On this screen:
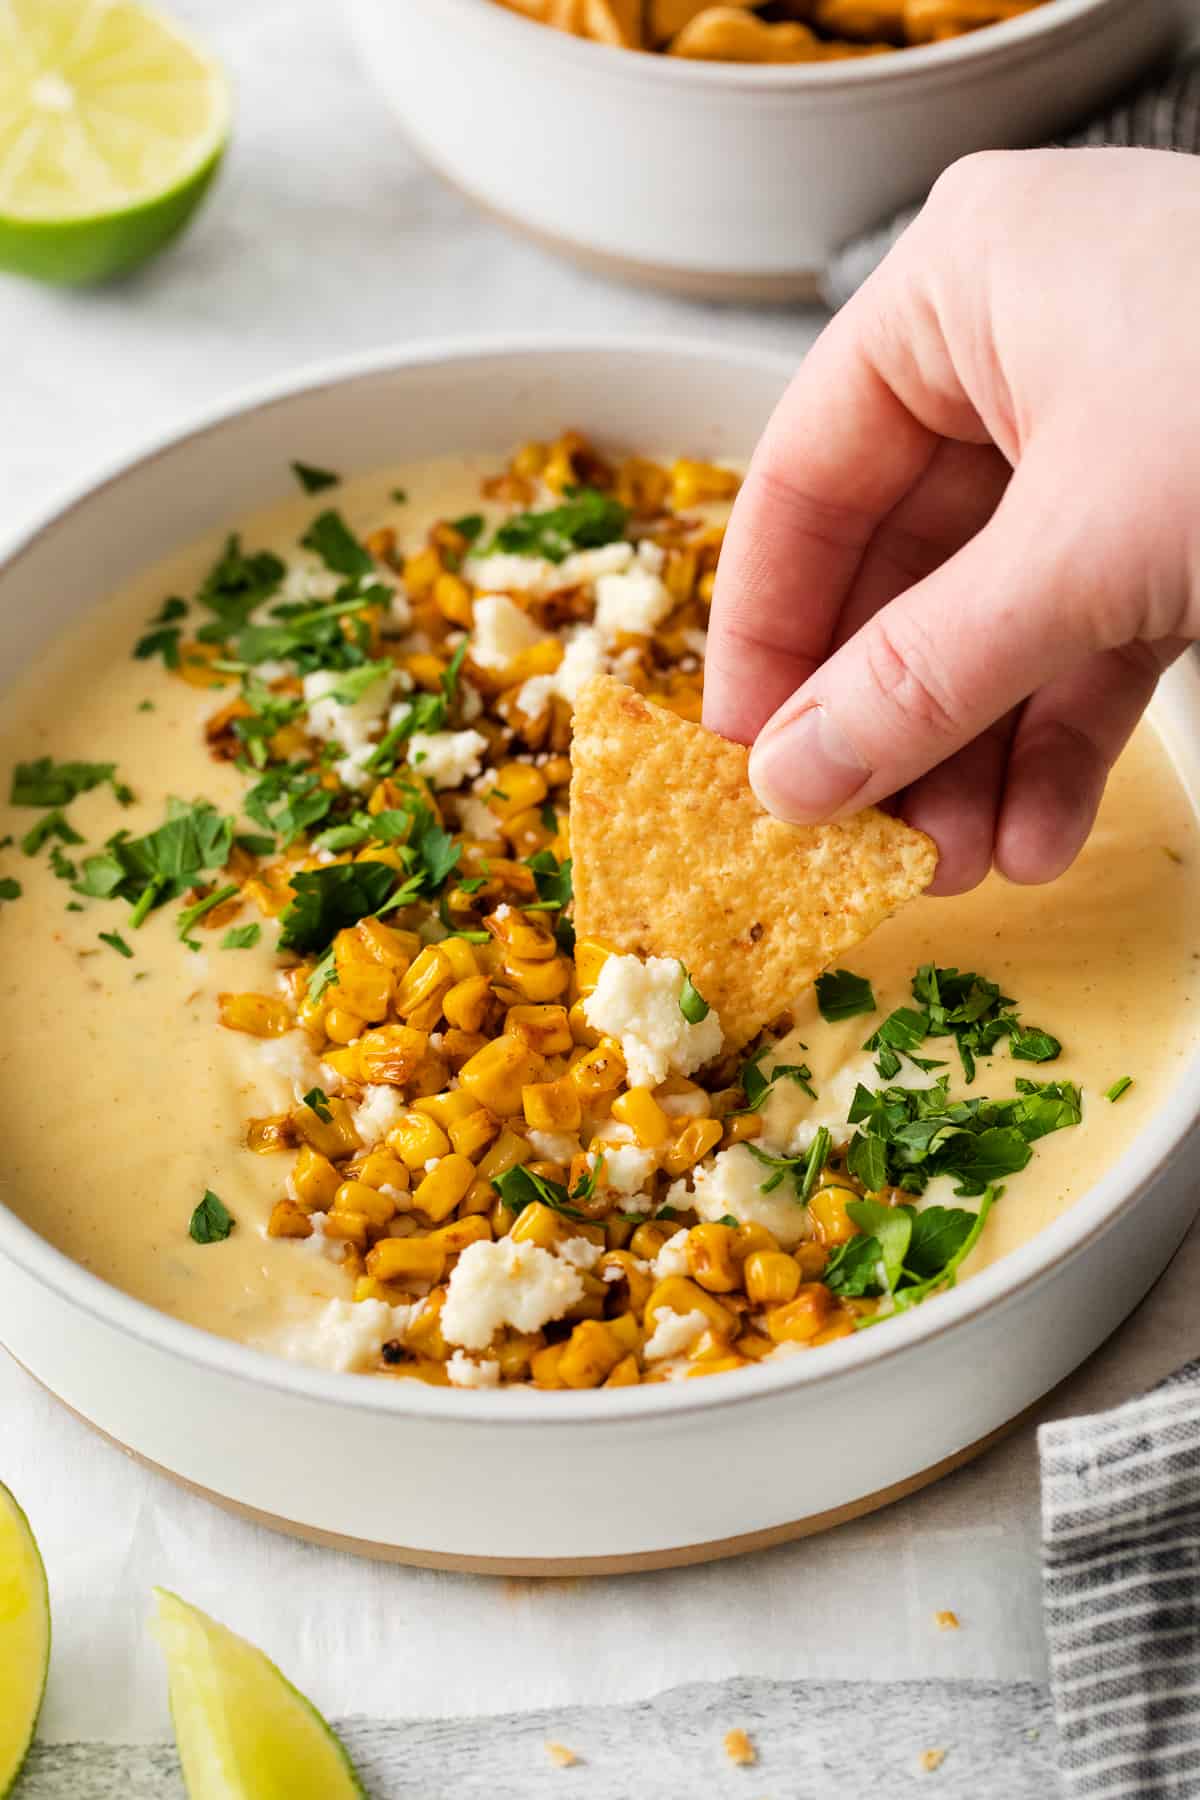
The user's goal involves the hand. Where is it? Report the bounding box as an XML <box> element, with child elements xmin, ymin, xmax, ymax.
<box><xmin>704</xmin><ymin>147</ymin><xmax>1200</xmax><ymax>895</ymax></box>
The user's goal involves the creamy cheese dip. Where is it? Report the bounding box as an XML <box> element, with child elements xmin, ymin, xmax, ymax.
<box><xmin>0</xmin><ymin>451</ymin><xmax>1196</xmax><ymax>1374</ymax></box>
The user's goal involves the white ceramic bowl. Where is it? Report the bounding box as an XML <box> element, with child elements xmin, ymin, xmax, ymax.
<box><xmin>346</xmin><ymin>0</ymin><xmax>1180</xmax><ymax>301</ymax></box>
<box><xmin>2</xmin><ymin>339</ymin><xmax>1199</xmax><ymax>1574</ymax></box>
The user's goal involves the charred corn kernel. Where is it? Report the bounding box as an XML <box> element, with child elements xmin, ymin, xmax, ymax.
<box><xmin>403</xmin><ymin>1358</ymin><xmax>450</xmax><ymax>1386</ymax></box>
<box><xmin>485</xmin><ymin>761</ymin><xmax>548</xmax><ymax>821</ymax></box>
<box><xmin>502</xmin><ymin>806</ymin><xmax>553</xmax><ymax>858</ymax></box>
<box><xmin>290</xmin><ymin>1144</ymin><xmax>341</xmax><ymax>1210</ymax></box>
<box><xmin>401</xmin><ymin>547</ymin><xmax>441</xmax><ymax>600</ymax></box>
<box><xmin>394</xmin><ymin>944</ymin><xmax>454</xmax><ymax>1030</ymax></box>
<box><xmin>614</xmin><ymin>454</ymin><xmax>669</xmax><ymax>512</ymax></box>
<box><xmin>486</xmin><ymin>907</ymin><xmax>557</xmax><ymax>962</ymax></box>
<box><xmin>611</xmin><ymin>1087</ymin><xmax>671</xmax><ymax>1149</ymax></box>
<box><xmin>686</xmin><ymin>1354</ymin><xmax>746</xmax><ymax>1379</ymax></box>
<box><xmin>734</xmin><ymin>1332</ymin><xmax>774</xmax><ymax>1363</ymax></box>
<box><xmin>509</xmin><ymin>1200</ymin><xmax>563</xmax><ymax>1252</ymax></box>
<box><xmin>333</xmin><ymin>1180</ymin><xmax>397</xmax><ymax>1230</ymax></box>
<box><xmin>472</xmin><ymin>1126</ymin><xmax>531</xmax><ymax>1186</ymax></box>
<box><xmin>321</xmin><ymin>1046</ymin><xmax>362</xmax><ymax>1084</ymax></box>
<box><xmin>530</xmin><ymin>1342</ymin><xmax>569</xmax><ymax>1388</ymax></box>
<box><xmin>247</xmin><ymin>1113</ymin><xmax>294</xmax><ymax>1154</ymax></box>
<box><xmin>766</xmin><ymin>1284</ymin><xmax>835</xmax><ymax>1344</ymax></box>
<box><xmin>387</xmin><ymin>1111</ymin><xmax>450</xmax><ymax>1169</ymax></box>
<box><xmin>175</xmin><ymin>639</ymin><xmax>227</xmax><ymax>687</ymax></box>
<box><xmin>669</xmin><ymin>457</ymin><xmax>739</xmax><ymax>510</ymax></box>
<box><xmin>559</xmin><ymin>1320</ymin><xmax>625</xmax><ymax>1389</ymax></box>
<box><xmin>606</xmin><ymin>1311</ymin><xmax>642</xmax><ymax>1354</ymax></box>
<box><xmin>569</xmin><ymin>1040</ymin><xmax>626</xmax><ymax>1099</ymax></box>
<box><xmin>291</xmin><ymin>1096</ymin><xmax>360</xmax><ymax>1159</ymax></box>
<box><xmin>458</xmin><ymin>1035</ymin><xmax>546</xmax><ymax>1116</ymax></box>
<box><xmin>504</xmin><ymin>639</ymin><xmax>564</xmax><ymax>690</ymax></box>
<box><xmin>366</xmin><ymin>1237</ymin><xmax>446</xmax><ymax>1283</ymax></box>
<box><xmin>795</xmin><ymin>1242</ymin><xmax>828</xmax><ymax>1280</ymax></box>
<box><xmin>604</xmin><ymin>1354</ymin><xmax>641</xmax><ymax>1387</ymax></box>
<box><xmin>439</xmin><ymin>937</ymin><xmax>480</xmax><ymax>982</ymax></box>
<box><xmin>563</xmin><ymin>1272</ymin><xmax>607</xmax><ymax>1322</ymax></box>
<box><xmin>723</xmin><ymin>1113</ymin><xmax>763</xmax><ymax>1145</ymax></box>
<box><xmin>487</xmin><ymin>1330</ymin><xmax>539</xmax><ymax>1381</ymax></box>
<box><xmin>412</xmin><ymin>1089</ymin><xmax>478</xmax><ymax>1129</ymax></box>
<box><xmin>404</xmin><ymin>1287</ymin><xmax>449</xmax><ymax>1358</ymax></box>
<box><xmin>333</xmin><ymin>926</ymin><xmax>374</xmax><ymax>973</ymax></box>
<box><xmin>357</xmin><ymin>1024</ymin><xmax>429</xmax><ymax>1086</ymax></box>
<box><xmin>267</xmin><ymin>1198</ymin><xmax>312</xmax><ymax>1239</ymax></box>
<box><xmin>428</xmin><ymin>1213</ymin><xmax>492</xmax><ymax>1255</ymax></box>
<box><xmin>433</xmin><ymin>569</ymin><xmax>473</xmax><ymax>626</ymax></box>
<box><xmin>688</xmin><ymin>1326</ymin><xmax>735</xmax><ymax>1364</ymax></box>
<box><xmin>644</xmin><ymin>1277</ymin><xmax>736</xmax><ymax>1338</ymax></box>
<box><xmin>809</xmin><ymin>1186</ymin><xmax>860</xmax><ymax>1246</ymax></box>
<box><xmin>353</xmin><ymin>1275</ymin><xmax>390</xmax><ymax>1304</ymax></box>
<box><xmin>357</xmin><ymin>1148</ymin><xmax>410</xmax><ymax>1193</ymax></box>
<box><xmin>506</xmin><ymin>1003</ymin><xmax>573</xmax><ymax>1055</ymax></box>
<box><xmin>661</xmin><ymin>1116</ymin><xmax>724</xmax><ymax>1177</ymax></box>
<box><xmin>629</xmin><ymin>1221</ymin><xmax>674</xmax><ymax>1261</ymax></box>
<box><xmin>522</xmin><ymin>1077</ymin><xmax>582</xmax><ymax>1134</ymax></box>
<box><xmin>731</xmin><ymin>1221</ymin><xmax>779</xmax><ymax>1263</ymax></box>
<box><xmin>567</xmin><ymin>998</ymin><xmax>601</xmax><ymax>1048</ymax></box>
<box><xmin>334</xmin><ymin>964</ymin><xmax>394</xmax><ymax>1023</ymax></box>
<box><xmin>324</xmin><ymin>1006</ymin><xmax>366</xmax><ymax>1045</ymax></box>
<box><xmin>356</xmin><ymin>914</ymin><xmax>416</xmax><ymax>972</ymax></box>
<box><xmin>407</xmin><ymin>1047</ymin><xmax>451</xmax><ymax>1098</ymax></box>
<box><xmin>686</xmin><ymin>1223</ymin><xmax>740</xmax><ymax>1294</ymax></box>
<box><xmin>503</xmin><ymin>954</ymin><xmax>569</xmax><ymax>1003</ymax></box>
<box><xmin>604</xmin><ymin>1215</ymin><xmax>636</xmax><ymax>1251</ymax></box>
<box><xmin>812</xmin><ymin>1314</ymin><xmax>856</xmax><ymax>1346</ymax></box>
<box><xmin>217</xmin><ymin>992</ymin><xmax>291</xmax><ymax>1038</ymax></box>
<box><xmin>412</xmin><ymin>1153</ymin><xmax>475</xmax><ymax>1222</ymax></box>
<box><xmin>322</xmin><ymin>1212</ymin><xmax>369</xmax><ymax>1250</ymax></box>
<box><xmin>598</xmin><ymin>1251</ymin><xmax>653</xmax><ymax>1315</ymax></box>
<box><xmin>574</xmin><ymin>939</ymin><xmax>615</xmax><ymax>996</ymax></box>
<box><xmin>446</xmin><ymin>1107</ymin><xmax>498</xmax><ymax>1159</ymax></box>
<box><xmin>744</xmin><ymin>1250</ymin><xmax>801</xmax><ymax>1306</ymax></box>
<box><xmin>443</xmin><ymin>975</ymin><xmax>491</xmax><ymax>1033</ymax></box>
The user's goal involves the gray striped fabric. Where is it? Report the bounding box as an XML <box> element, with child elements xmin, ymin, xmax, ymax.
<box><xmin>1039</xmin><ymin>1365</ymin><xmax>1200</xmax><ymax>1798</ymax></box>
<box><xmin>820</xmin><ymin>55</ymin><xmax>1200</xmax><ymax>310</ymax></box>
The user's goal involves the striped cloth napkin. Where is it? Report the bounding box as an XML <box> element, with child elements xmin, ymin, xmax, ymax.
<box><xmin>1040</xmin><ymin>1367</ymin><xmax>1200</xmax><ymax>1797</ymax></box>
<box><xmin>820</xmin><ymin>53</ymin><xmax>1200</xmax><ymax>309</ymax></box>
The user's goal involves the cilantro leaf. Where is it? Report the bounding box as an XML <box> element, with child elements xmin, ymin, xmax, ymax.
<box><xmin>736</xmin><ymin>1044</ymin><xmax>816</xmax><ymax>1111</ymax></box>
<box><xmin>745</xmin><ymin>1127</ymin><xmax>830</xmax><ymax>1204</ymax></box>
<box><xmin>221</xmin><ymin>922</ymin><xmax>261</xmax><ymax>950</ymax></box>
<box><xmin>491</xmin><ymin>1163</ymin><xmax>592</xmax><ymax>1223</ymax></box>
<box><xmin>1010</xmin><ymin>1025</ymin><xmax>1063</xmax><ymax>1064</ymax></box>
<box><xmin>21</xmin><ymin>809</ymin><xmax>84</xmax><ymax>856</ymax></box>
<box><xmin>815</xmin><ymin>969</ymin><xmax>876</xmax><ymax>1022</ymax></box>
<box><xmin>292</xmin><ymin>461</ymin><xmax>340</xmax><ymax>494</ymax></box>
<box><xmin>243</xmin><ymin>764</ymin><xmax>332</xmax><ymax>846</ymax></box>
<box><xmin>526</xmin><ymin>849</ymin><xmax>573</xmax><ymax>909</ymax></box>
<box><xmin>485</xmin><ymin>487</ymin><xmax>629</xmax><ymax>564</ymax></box>
<box><xmin>75</xmin><ymin>801</ymin><xmax>234</xmax><ymax>917</ymax></box>
<box><xmin>189</xmin><ymin>1189</ymin><xmax>234</xmax><ymax>1244</ymax></box>
<box><xmin>11</xmin><ymin>758</ymin><xmax>118</xmax><ymax>808</ymax></box>
<box><xmin>194</xmin><ymin>535</ymin><xmax>285</xmax><ymax>642</ymax></box>
<box><xmin>134</xmin><ymin>624</ymin><xmax>183</xmax><ymax>668</ymax></box>
<box><xmin>1106</xmin><ymin>1076</ymin><xmax>1133</xmax><ymax>1103</ymax></box>
<box><xmin>303</xmin><ymin>1086</ymin><xmax>333</xmax><ymax>1123</ymax></box>
<box><xmin>300</xmin><ymin>510</ymin><xmax>373</xmax><ymax>579</ymax></box>
<box><xmin>278</xmin><ymin>861</ymin><xmax>400</xmax><ymax>953</ymax></box>
<box><xmin>450</xmin><ymin>513</ymin><xmax>485</xmax><ymax>544</ymax></box>
<box><xmin>846</xmin><ymin>1198</ymin><xmax>912</xmax><ymax>1291</ymax></box>
<box><xmin>176</xmin><ymin>884</ymin><xmax>239</xmax><ymax>948</ymax></box>
<box><xmin>328</xmin><ymin>660</ymin><xmax>393</xmax><ymax>705</ymax></box>
<box><xmin>99</xmin><ymin>929</ymin><xmax>133</xmax><ymax>958</ymax></box>
<box><xmin>0</xmin><ymin>877</ymin><xmax>21</xmax><ymax>903</ymax></box>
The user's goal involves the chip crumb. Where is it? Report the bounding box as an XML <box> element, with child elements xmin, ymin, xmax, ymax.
<box><xmin>934</xmin><ymin>1610</ymin><xmax>960</xmax><ymax>1630</ymax></box>
<box><xmin>724</xmin><ymin>1728</ymin><xmax>757</xmax><ymax>1766</ymax></box>
<box><xmin>545</xmin><ymin>1741</ymin><xmax>579</xmax><ymax>1768</ymax></box>
<box><xmin>919</xmin><ymin>1748</ymin><xmax>947</xmax><ymax>1773</ymax></box>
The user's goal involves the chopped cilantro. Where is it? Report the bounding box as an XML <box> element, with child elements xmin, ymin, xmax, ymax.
<box><xmin>138</xmin><ymin>700</ymin><xmax>155</xmax><ymax>713</ymax></box>
<box><xmin>540</xmin><ymin>802</ymin><xmax>558</xmax><ymax>834</ymax></box>
<box><xmin>134</xmin><ymin>623</ymin><xmax>183</xmax><ymax>668</ymax></box>
<box><xmin>292</xmin><ymin>461</ymin><xmax>340</xmax><ymax>494</ymax></box>
<box><xmin>194</xmin><ymin>536</ymin><xmax>285</xmax><ymax>644</ymax></box>
<box><xmin>736</xmin><ymin>1044</ymin><xmax>815</xmax><ymax>1111</ymax></box>
<box><xmin>278</xmin><ymin>861</ymin><xmax>402</xmax><ymax>953</ymax></box>
<box><xmin>450</xmin><ymin>513</ymin><xmax>485</xmax><ymax>544</ymax></box>
<box><xmin>678</xmin><ymin>965</ymin><xmax>710</xmax><ymax>1024</ymax></box>
<box><xmin>75</xmin><ymin>800</ymin><xmax>233</xmax><ymax>917</ymax></box>
<box><xmin>243</xmin><ymin>763</ymin><xmax>332</xmax><ymax>846</ymax></box>
<box><xmin>526</xmin><ymin>849</ymin><xmax>573</xmax><ymax>910</ymax></box>
<box><xmin>716</xmin><ymin>1214</ymin><xmax>739</xmax><ymax>1229</ymax></box>
<box><xmin>485</xmin><ymin>487</ymin><xmax>629</xmax><ymax>564</ymax></box>
<box><xmin>21</xmin><ymin>809</ymin><xmax>84</xmax><ymax>857</ymax></box>
<box><xmin>745</xmin><ymin>1127</ymin><xmax>830</xmax><ymax>1204</ymax></box>
<box><xmin>328</xmin><ymin>660</ymin><xmax>393</xmax><ymax>705</ymax></box>
<box><xmin>825</xmin><ymin>1190</ymin><xmax>998</xmax><ymax>1316</ymax></box>
<box><xmin>221</xmin><ymin>922</ymin><xmax>261</xmax><ymax>950</ymax></box>
<box><xmin>303</xmin><ymin>1086</ymin><xmax>333</xmax><ymax>1123</ymax></box>
<box><xmin>1105</xmin><ymin>1076</ymin><xmax>1133</xmax><ymax>1103</ymax></box>
<box><xmin>300</xmin><ymin>510</ymin><xmax>373</xmax><ymax>579</ymax></box>
<box><xmin>491</xmin><ymin>1162</ymin><xmax>594</xmax><ymax>1223</ymax></box>
<box><xmin>815</xmin><ymin>969</ymin><xmax>876</xmax><ymax>1022</ymax></box>
<box><xmin>49</xmin><ymin>846</ymin><xmax>77</xmax><ymax>883</ymax></box>
<box><xmin>390</xmin><ymin>488</ymin><xmax>408</xmax><ymax>505</ymax></box>
<box><xmin>189</xmin><ymin>1189</ymin><xmax>234</xmax><ymax>1244</ymax></box>
<box><xmin>306</xmin><ymin>945</ymin><xmax>339</xmax><ymax>1004</ymax></box>
<box><xmin>99</xmin><ymin>929</ymin><xmax>133</xmax><ymax>958</ymax></box>
<box><xmin>0</xmin><ymin>877</ymin><xmax>21</xmax><ymax>903</ymax></box>
<box><xmin>176</xmin><ymin>884</ymin><xmax>239</xmax><ymax>948</ymax></box>
<box><xmin>11</xmin><ymin>757</ymin><xmax>119</xmax><ymax>808</ymax></box>
<box><xmin>235</xmin><ymin>832</ymin><xmax>276</xmax><ymax>859</ymax></box>
<box><xmin>910</xmin><ymin>965</ymin><xmax>1060</xmax><ymax>1082</ymax></box>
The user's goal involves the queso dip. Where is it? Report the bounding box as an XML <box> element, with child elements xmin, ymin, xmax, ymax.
<box><xmin>0</xmin><ymin>438</ymin><xmax>1197</xmax><ymax>1386</ymax></box>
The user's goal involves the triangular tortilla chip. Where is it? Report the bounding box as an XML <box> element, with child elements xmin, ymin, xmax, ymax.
<box><xmin>569</xmin><ymin>677</ymin><xmax>937</xmax><ymax>1051</ymax></box>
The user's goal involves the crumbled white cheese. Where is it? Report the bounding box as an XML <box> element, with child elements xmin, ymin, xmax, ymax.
<box><xmin>636</xmin><ymin>539</ymin><xmax>666</xmax><ymax>575</ymax></box>
<box><xmin>441</xmin><ymin>1238</ymin><xmax>584</xmax><ymax>1349</ymax></box>
<box><xmin>255</xmin><ymin>1030</ymin><xmax>321</xmax><ymax>1103</ymax></box>
<box><xmin>643</xmin><ymin>1308</ymin><xmax>708</xmax><ymax>1363</ymax></box>
<box><xmin>590</xmin><ymin>1142</ymin><xmax>655</xmax><ymax>1196</ymax></box>
<box><xmin>683</xmin><ymin>1143</ymin><xmax>810</xmax><ymax>1250</ymax></box>
<box><xmin>406</xmin><ymin>728</ymin><xmax>488</xmax><ymax>790</ymax></box>
<box><xmin>583</xmin><ymin>954</ymin><xmax>723</xmax><ymax>1089</ymax></box>
<box><xmin>459</xmin><ymin>680</ymin><xmax>484</xmax><ymax>722</ymax></box>
<box><xmin>283</xmin><ymin>561</ymin><xmax>341</xmax><ymax>603</ymax></box>
<box><xmin>557</xmin><ymin>541</ymin><xmax>635</xmax><ymax>585</ymax></box>
<box><xmin>456</xmin><ymin>794</ymin><xmax>504</xmax><ymax>844</ymax></box>
<box><xmin>389</xmin><ymin>589</ymin><xmax>412</xmax><ymax>629</ymax></box>
<box><xmin>759</xmin><ymin>1047</ymin><xmax>943</xmax><ymax>1157</ymax></box>
<box><xmin>333</xmin><ymin>746</ymin><xmax>378</xmax><ymax>792</ymax></box>
<box><xmin>353</xmin><ymin>1084</ymin><xmax>406</xmax><ymax>1146</ymax></box>
<box><xmin>462</xmin><ymin>551</ymin><xmax>558</xmax><ymax>595</ymax></box>
<box><xmin>256</xmin><ymin>1297</ymin><xmax>418</xmax><ymax>1372</ymax></box>
<box><xmin>470</xmin><ymin>594</ymin><xmax>548</xmax><ymax>670</ymax></box>
<box><xmin>250</xmin><ymin>658</ymin><xmax>291</xmax><ymax>684</ymax></box>
<box><xmin>447</xmin><ymin>1350</ymin><xmax>502</xmax><ymax>1388</ymax></box>
<box><xmin>594</xmin><ymin>566</ymin><xmax>673</xmax><ymax>639</ymax></box>
<box><xmin>303</xmin><ymin>665</ymin><xmax>393</xmax><ymax>754</ymax></box>
<box><xmin>526</xmin><ymin>1129</ymin><xmax>581</xmax><ymax>1164</ymax></box>
<box><xmin>515</xmin><ymin>673</ymin><xmax>556</xmax><ymax>719</ymax></box>
<box><xmin>653</xmin><ymin>1228</ymin><xmax>690</xmax><ymax>1280</ymax></box>
<box><xmin>558</xmin><ymin>1236</ymin><xmax>603</xmax><ymax>1272</ymax></box>
<box><xmin>659</xmin><ymin>1091</ymin><xmax>709</xmax><ymax>1117</ymax></box>
<box><xmin>681</xmin><ymin>627</ymin><xmax>708</xmax><ymax>657</ymax></box>
<box><xmin>553</xmin><ymin>625</ymin><xmax>607</xmax><ymax>702</ymax></box>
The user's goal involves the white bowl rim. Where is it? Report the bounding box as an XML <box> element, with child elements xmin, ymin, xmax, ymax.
<box><xmin>420</xmin><ymin>0</ymin><xmax>1134</xmax><ymax>91</ymax></box>
<box><xmin>1</xmin><ymin>330</ymin><xmax>1198</xmax><ymax>1430</ymax></box>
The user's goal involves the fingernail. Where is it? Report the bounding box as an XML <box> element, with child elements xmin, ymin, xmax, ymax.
<box><xmin>749</xmin><ymin>704</ymin><xmax>870</xmax><ymax>823</ymax></box>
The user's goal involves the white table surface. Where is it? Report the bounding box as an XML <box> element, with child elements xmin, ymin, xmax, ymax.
<box><xmin>3</xmin><ymin>4</ymin><xmax>1198</xmax><ymax>1794</ymax></box>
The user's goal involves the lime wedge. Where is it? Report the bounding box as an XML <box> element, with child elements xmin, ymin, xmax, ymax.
<box><xmin>151</xmin><ymin>1589</ymin><xmax>366</xmax><ymax>1800</ymax></box>
<box><xmin>0</xmin><ymin>1483</ymin><xmax>51</xmax><ymax>1799</ymax></box>
<box><xmin>0</xmin><ymin>0</ymin><xmax>230</xmax><ymax>284</ymax></box>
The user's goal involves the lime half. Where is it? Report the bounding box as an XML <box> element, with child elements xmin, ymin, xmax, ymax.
<box><xmin>0</xmin><ymin>1483</ymin><xmax>51</xmax><ymax>1799</ymax></box>
<box><xmin>151</xmin><ymin>1589</ymin><xmax>366</xmax><ymax>1800</ymax></box>
<box><xmin>0</xmin><ymin>0</ymin><xmax>230</xmax><ymax>284</ymax></box>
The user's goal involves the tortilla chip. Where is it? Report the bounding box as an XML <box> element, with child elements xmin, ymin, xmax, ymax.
<box><xmin>569</xmin><ymin>677</ymin><xmax>937</xmax><ymax>1051</ymax></box>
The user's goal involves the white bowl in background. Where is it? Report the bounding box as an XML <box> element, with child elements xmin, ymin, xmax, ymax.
<box><xmin>346</xmin><ymin>0</ymin><xmax>1180</xmax><ymax>301</ymax></box>
<box><xmin>1</xmin><ymin>339</ymin><xmax>1199</xmax><ymax>1573</ymax></box>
